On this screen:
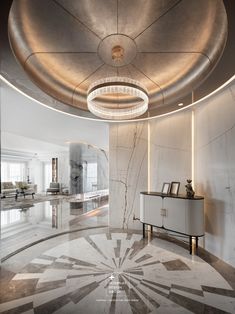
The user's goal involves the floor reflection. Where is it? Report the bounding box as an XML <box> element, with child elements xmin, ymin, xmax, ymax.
<box><xmin>1</xmin><ymin>195</ymin><xmax>108</xmax><ymax>260</ymax></box>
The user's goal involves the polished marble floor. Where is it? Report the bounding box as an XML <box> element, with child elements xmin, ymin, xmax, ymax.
<box><xmin>1</xmin><ymin>196</ymin><xmax>108</xmax><ymax>260</ymax></box>
<box><xmin>1</xmin><ymin>227</ymin><xmax>235</xmax><ymax>314</ymax></box>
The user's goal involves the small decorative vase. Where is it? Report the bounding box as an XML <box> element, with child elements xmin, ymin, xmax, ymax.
<box><xmin>185</xmin><ymin>179</ymin><xmax>195</xmax><ymax>198</ymax></box>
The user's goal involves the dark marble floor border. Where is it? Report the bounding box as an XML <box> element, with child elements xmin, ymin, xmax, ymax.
<box><xmin>0</xmin><ymin>224</ymin><xmax>108</xmax><ymax>263</ymax></box>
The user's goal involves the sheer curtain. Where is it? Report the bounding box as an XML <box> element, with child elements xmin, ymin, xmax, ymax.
<box><xmin>1</xmin><ymin>161</ymin><xmax>26</xmax><ymax>183</ymax></box>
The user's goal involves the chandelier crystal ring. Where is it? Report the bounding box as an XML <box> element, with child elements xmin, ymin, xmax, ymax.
<box><xmin>87</xmin><ymin>77</ymin><xmax>149</xmax><ymax>120</ymax></box>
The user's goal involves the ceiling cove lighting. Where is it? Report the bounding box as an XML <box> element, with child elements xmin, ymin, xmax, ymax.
<box><xmin>87</xmin><ymin>76</ymin><xmax>149</xmax><ymax>120</ymax></box>
<box><xmin>1</xmin><ymin>74</ymin><xmax>235</xmax><ymax>123</ymax></box>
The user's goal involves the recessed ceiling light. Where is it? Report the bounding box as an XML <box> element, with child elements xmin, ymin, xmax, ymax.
<box><xmin>178</xmin><ymin>103</ymin><xmax>184</xmax><ymax>107</ymax></box>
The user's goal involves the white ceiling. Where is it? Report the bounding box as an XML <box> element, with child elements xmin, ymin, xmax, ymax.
<box><xmin>1</xmin><ymin>83</ymin><xmax>109</xmax><ymax>151</ymax></box>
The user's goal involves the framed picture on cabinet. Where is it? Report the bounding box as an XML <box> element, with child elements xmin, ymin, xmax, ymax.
<box><xmin>170</xmin><ymin>182</ymin><xmax>180</xmax><ymax>195</ymax></box>
<box><xmin>161</xmin><ymin>182</ymin><xmax>171</xmax><ymax>194</ymax></box>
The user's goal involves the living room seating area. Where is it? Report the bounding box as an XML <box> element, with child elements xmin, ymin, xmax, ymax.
<box><xmin>1</xmin><ymin>181</ymin><xmax>37</xmax><ymax>199</ymax></box>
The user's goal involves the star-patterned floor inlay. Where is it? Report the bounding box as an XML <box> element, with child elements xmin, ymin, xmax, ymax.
<box><xmin>0</xmin><ymin>231</ymin><xmax>235</xmax><ymax>313</ymax></box>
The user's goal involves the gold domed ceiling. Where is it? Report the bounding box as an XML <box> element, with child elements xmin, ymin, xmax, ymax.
<box><xmin>8</xmin><ymin>0</ymin><xmax>228</xmax><ymax>120</ymax></box>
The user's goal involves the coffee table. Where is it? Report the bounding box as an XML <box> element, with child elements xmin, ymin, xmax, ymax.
<box><xmin>17</xmin><ymin>190</ymin><xmax>35</xmax><ymax>199</ymax></box>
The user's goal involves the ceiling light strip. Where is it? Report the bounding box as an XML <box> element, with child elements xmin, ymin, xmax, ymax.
<box><xmin>1</xmin><ymin>74</ymin><xmax>234</xmax><ymax>123</ymax></box>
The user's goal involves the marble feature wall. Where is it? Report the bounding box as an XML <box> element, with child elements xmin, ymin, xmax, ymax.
<box><xmin>194</xmin><ymin>80</ymin><xmax>235</xmax><ymax>267</ymax></box>
<box><xmin>109</xmin><ymin>110</ymin><xmax>192</xmax><ymax>229</ymax></box>
<box><xmin>70</xmin><ymin>144</ymin><xmax>85</xmax><ymax>194</ymax></box>
<box><xmin>69</xmin><ymin>143</ymin><xmax>108</xmax><ymax>194</ymax></box>
<box><xmin>109</xmin><ymin>122</ymin><xmax>148</xmax><ymax>229</ymax></box>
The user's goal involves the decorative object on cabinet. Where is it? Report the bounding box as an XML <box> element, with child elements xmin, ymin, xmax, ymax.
<box><xmin>161</xmin><ymin>182</ymin><xmax>171</xmax><ymax>194</ymax></box>
<box><xmin>185</xmin><ymin>179</ymin><xmax>195</xmax><ymax>198</ymax></box>
<box><xmin>170</xmin><ymin>181</ymin><xmax>180</xmax><ymax>195</ymax></box>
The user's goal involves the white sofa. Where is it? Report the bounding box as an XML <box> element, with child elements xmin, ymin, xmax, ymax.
<box><xmin>1</xmin><ymin>181</ymin><xmax>38</xmax><ymax>199</ymax></box>
<box><xmin>15</xmin><ymin>181</ymin><xmax>37</xmax><ymax>194</ymax></box>
<box><xmin>1</xmin><ymin>182</ymin><xmax>18</xmax><ymax>197</ymax></box>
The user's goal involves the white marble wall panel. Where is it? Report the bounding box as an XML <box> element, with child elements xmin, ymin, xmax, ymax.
<box><xmin>109</xmin><ymin>110</ymin><xmax>192</xmax><ymax>229</ymax></box>
<box><xmin>97</xmin><ymin>149</ymin><xmax>109</xmax><ymax>190</ymax></box>
<box><xmin>109</xmin><ymin>122</ymin><xmax>148</xmax><ymax>229</ymax></box>
<box><xmin>149</xmin><ymin>110</ymin><xmax>192</xmax><ymax>194</ymax></box>
<box><xmin>195</xmin><ymin>84</ymin><xmax>235</xmax><ymax>148</ymax></box>
<box><xmin>195</xmin><ymin>81</ymin><xmax>235</xmax><ymax>267</ymax></box>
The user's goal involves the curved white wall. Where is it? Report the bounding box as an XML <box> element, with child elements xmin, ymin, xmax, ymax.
<box><xmin>109</xmin><ymin>79</ymin><xmax>235</xmax><ymax>267</ymax></box>
<box><xmin>194</xmin><ymin>79</ymin><xmax>235</xmax><ymax>267</ymax></box>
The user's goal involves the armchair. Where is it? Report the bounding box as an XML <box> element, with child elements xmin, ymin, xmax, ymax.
<box><xmin>46</xmin><ymin>182</ymin><xmax>60</xmax><ymax>194</ymax></box>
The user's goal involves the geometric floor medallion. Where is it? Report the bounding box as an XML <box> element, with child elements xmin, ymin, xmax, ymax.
<box><xmin>0</xmin><ymin>232</ymin><xmax>235</xmax><ymax>313</ymax></box>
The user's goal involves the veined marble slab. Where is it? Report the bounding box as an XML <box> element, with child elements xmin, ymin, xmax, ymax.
<box><xmin>109</xmin><ymin>110</ymin><xmax>191</xmax><ymax>229</ymax></box>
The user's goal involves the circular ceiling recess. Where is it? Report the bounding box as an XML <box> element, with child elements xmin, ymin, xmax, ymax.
<box><xmin>8</xmin><ymin>0</ymin><xmax>228</xmax><ymax>121</ymax></box>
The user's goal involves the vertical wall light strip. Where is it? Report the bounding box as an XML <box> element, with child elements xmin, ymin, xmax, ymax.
<box><xmin>191</xmin><ymin>91</ymin><xmax>195</xmax><ymax>188</ymax></box>
<box><xmin>147</xmin><ymin>120</ymin><xmax>151</xmax><ymax>192</ymax></box>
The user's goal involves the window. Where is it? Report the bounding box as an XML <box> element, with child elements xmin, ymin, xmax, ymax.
<box><xmin>44</xmin><ymin>162</ymin><xmax>52</xmax><ymax>191</ymax></box>
<box><xmin>1</xmin><ymin>161</ymin><xmax>26</xmax><ymax>183</ymax></box>
<box><xmin>86</xmin><ymin>163</ymin><xmax>97</xmax><ymax>192</ymax></box>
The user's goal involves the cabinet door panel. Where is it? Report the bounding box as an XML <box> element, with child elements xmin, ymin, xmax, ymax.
<box><xmin>164</xmin><ymin>198</ymin><xmax>186</xmax><ymax>233</ymax></box>
<box><xmin>140</xmin><ymin>194</ymin><xmax>163</xmax><ymax>227</ymax></box>
<box><xmin>185</xmin><ymin>199</ymin><xmax>204</xmax><ymax>235</ymax></box>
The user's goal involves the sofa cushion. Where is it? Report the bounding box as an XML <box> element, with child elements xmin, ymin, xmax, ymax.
<box><xmin>15</xmin><ymin>181</ymin><xmax>28</xmax><ymax>189</ymax></box>
<box><xmin>2</xmin><ymin>182</ymin><xmax>15</xmax><ymax>189</ymax></box>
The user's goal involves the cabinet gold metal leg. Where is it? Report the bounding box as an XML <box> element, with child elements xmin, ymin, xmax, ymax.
<box><xmin>195</xmin><ymin>236</ymin><xmax>199</xmax><ymax>254</ymax></box>
<box><xmin>189</xmin><ymin>236</ymin><xmax>192</xmax><ymax>254</ymax></box>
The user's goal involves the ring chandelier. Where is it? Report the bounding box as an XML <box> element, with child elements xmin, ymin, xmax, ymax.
<box><xmin>87</xmin><ymin>76</ymin><xmax>149</xmax><ymax>120</ymax></box>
